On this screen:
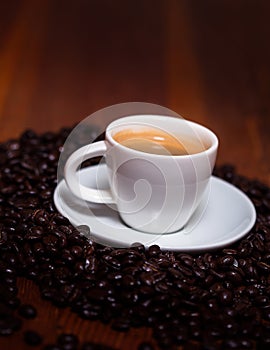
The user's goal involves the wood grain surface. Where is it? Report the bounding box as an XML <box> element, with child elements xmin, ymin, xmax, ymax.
<box><xmin>0</xmin><ymin>1</ymin><xmax>270</xmax><ymax>349</ymax></box>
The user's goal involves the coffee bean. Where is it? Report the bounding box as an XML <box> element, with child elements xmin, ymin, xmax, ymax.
<box><xmin>254</xmin><ymin>295</ymin><xmax>269</xmax><ymax>306</ymax></box>
<box><xmin>137</xmin><ymin>341</ymin><xmax>155</xmax><ymax>350</ymax></box>
<box><xmin>111</xmin><ymin>317</ymin><xmax>130</xmax><ymax>331</ymax></box>
<box><xmin>218</xmin><ymin>290</ymin><xmax>233</xmax><ymax>305</ymax></box>
<box><xmin>257</xmin><ymin>261</ymin><xmax>270</xmax><ymax>273</ymax></box>
<box><xmin>218</xmin><ymin>255</ymin><xmax>235</xmax><ymax>267</ymax></box>
<box><xmin>0</xmin><ymin>315</ymin><xmax>22</xmax><ymax>335</ymax></box>
<box><xmin>18</xmin><ymin>304</ymin><xmax>37</xmax><ymax>319</ymax></box>
<box><xmin>122</xmin><ymin>275</ymin><xmax>136</xmax><ymax>288</ymax></box>
<box><xmin>70</xmin><ymin>245</ymin><xmax>83</xmax><ymax>257</ymax></box>
<box><xmin>226</xmin><ymin>270</ymin><xmax>243</xmax><ymax>285</ymax></box>
<box><xmin>24</xmin><ymin>330</ymin><xmax>43</xmax><ymax>346</ymax></box>
<box><xmin>147</xmin><ymin>245</ymin><xmax>161</xmax><ymax>257</ymax></box>
<box><xmin>57</xmin><ymin>333</ymin><xmax>79</xmax><ymax>349</ymax></box>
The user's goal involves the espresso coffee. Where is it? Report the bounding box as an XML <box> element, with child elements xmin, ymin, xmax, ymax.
<box><xmin>113</xmin><ymin>128</ymin><xmax>205</xmax><ymax>156</ymax></box>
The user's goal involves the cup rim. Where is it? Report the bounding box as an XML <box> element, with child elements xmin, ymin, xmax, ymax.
<box><xmin>105</xmin><ymin>114</ymin><xmax>219</xmax><ymax>158</ymax></box>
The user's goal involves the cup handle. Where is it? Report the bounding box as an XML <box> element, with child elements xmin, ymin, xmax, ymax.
<box><xmin>64</xmin><ymin>141</ymin><xmax>114</xmax><ymax>203</ymax></box>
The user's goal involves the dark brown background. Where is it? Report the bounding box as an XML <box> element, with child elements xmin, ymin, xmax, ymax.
<box><xmin>0</xmin><ymin>1</ymin><xmax>270</xmax><ymax>349</ymax></box>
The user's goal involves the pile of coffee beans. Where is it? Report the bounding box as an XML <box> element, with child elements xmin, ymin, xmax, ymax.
<box><xmin>1</xmin><ymin>127</ymin><xmax>270</xmax><ymax>349</ymax></box>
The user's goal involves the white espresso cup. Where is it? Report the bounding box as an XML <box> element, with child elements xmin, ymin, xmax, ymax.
<box><xmin>64</xmin><ymin>115</ymin><xmax>218</xmax><ymax>234</ymax></box>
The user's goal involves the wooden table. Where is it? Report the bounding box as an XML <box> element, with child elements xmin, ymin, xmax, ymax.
<box><xmin>0</xmin><ymin>1</ymin><xmax>269</xmax><ymax>349</ymax></box>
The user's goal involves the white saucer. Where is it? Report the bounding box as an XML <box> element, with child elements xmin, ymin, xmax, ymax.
<box><xmin>54</xmin><ymin>164</ymin><xmax>256</xmax><ymax>252</ymax></box>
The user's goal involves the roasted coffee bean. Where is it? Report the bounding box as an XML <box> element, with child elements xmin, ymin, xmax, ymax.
<box><xmin>218</xmin><ymin>290</ymin><xmax>233</xmax><ymax>305</ymax></box>
<box><xmin>18</xmin><ymin>304</ymin><xmax>37</xmax><ymax>319</ymax></box>
<box><xmin>209</xmin><ymin>282</ymin><xmax>224</xmax><ymax>294</ymax></box>
<box><xmin>33</xmin><ymin>242</ymin><xmax>45</xmax><ymax>255</ymax></box>
<box><xmin>257</xmin><ymin>261</ymin><xmax>270</xmax><ymax>273</ymax></box>
<box><xmin>218</xmin><ymin>255</ymin><xmax>235</xmax><ymax>267</ymax></box>
<box><xmin>32</xmin><ymin>209</ymin><xmax>49</xmax><ymax>226</ymax></box>
<box><xmin>57</xmin><ymin>333</ymin><xmax>79</xmax><ymax>349</ymax></box>
<box><xmin>54</xmin><ymin>267</ymin><xmax>70</xmax><ymax>284</ymax></box>
<box><xmin>1</xmin><ymin>284</ymin><xmax>18</xmax><ymax>297</ymax></box>
<box><xmin>226</xmin><ymin>270</ymin><xmax>243</xmax><ymax>285</ymax></box>
<box><xmin>192</xmin><ymin>266</ymin><xmax>206</xmax><ymax>279</ymax></box>
<box><xmin>254</xmin><ymin>295</ymin><xmax>269</xmax><ymax>306</ymax></box>
<box><xmin>24</xmin><ymin>330</ymin><xmax>43</xmax><ymax>346</ymax></box>
<box><xmin>122</xmin><ymin>275</ymin><xmax>136</xmax><ymax>288</ymax></box>
<box><xmin>111</xmin><ymin>317</ymin><xmax>130</xmax><ymax>331</ymax></box>
<box><xmin>147</xmin><ymin>245</ymin><xmax>161</xmax><ymax>257</ymax></box>
<box><xmin>0</xmin><ymin>315</ymin><xmax>22</xmax><ymax>335</ymax></box>
<box><xmin>6</xmin><ymin>296</ymin><xmax>20</xmax><ymax>309</ymax></box>
<box><xmin>70</xmin><ymin>245</ymin><xmax>83</xmax><ymax>257</ymax></box>
<box><xmin>102</xmin><ymin>255</ymin><xmax>121</xmax><ymax>269</ymax></box>
<box><xmin>245</xmin><ymin>285</ymin><xmax>259</xmax><ymax>298</ymax></box>
<box><xmin>155</xmin><ymin>282</ymin><xmax>169</xmax><ymax>293</ymax></box>
<box><xmin>137</xmin><ymin>341</ymin><xmax>155</xmax><ymax>350</ymax></box>
<box><xmin>43</xmin><ymin>234</ymin><xmax>59</xmax><ymax>248</ymax></box>
<box><xmin>221</xmin><ymin>337</ymin><xmax>253</xmax><ymax>349</ymax></box>
<box><xmin>178</xmin><ymin>253</ymin><xmax>194</xmax><ymax>266</ymax></box>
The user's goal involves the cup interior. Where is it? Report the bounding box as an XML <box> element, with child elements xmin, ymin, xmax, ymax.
<box><xmin>106</xmin><ymin>115</ymin><xmax>218</xmax><ymax>157</ymax></box>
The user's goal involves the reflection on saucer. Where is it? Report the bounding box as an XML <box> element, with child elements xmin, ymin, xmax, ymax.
<box><xmin>54</xmin><ymin>164</ymin><xmax>256</xmax><ymax>252</ymax></box>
